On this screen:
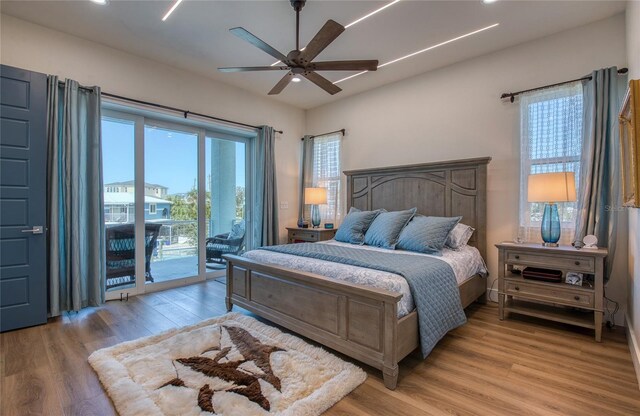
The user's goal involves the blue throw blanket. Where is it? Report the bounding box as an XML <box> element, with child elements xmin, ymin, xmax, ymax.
<box><xmin>259</xmin><ymin>243</ymin><xmax>466</xmax><ymax>357</ymax></box>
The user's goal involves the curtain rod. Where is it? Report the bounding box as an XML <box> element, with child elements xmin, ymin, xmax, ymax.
<box><xmin>300</xmin><ymin>129</ymin><xmax>346</xmax><ymax>141</ymax></box>
<box><xmin>500</xmin><ymin>67</ymin><xmax>628</xmax><ymax>103</ymax></box>
<box><xmin>56</xmin><ymin>81</ymin><xmax>283</xmax><ymax>134</ymax></box>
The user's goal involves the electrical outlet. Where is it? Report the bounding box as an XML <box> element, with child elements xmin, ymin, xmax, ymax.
<box><xmin>280</xmin><ymin>201</ymin><xmax>289</xmax><ymax>209</ymax></box>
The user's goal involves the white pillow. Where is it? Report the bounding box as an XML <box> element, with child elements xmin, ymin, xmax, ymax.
<box><xmin>445</xmin><ymin>223</ymin><xmax>474</xmax><ymax>250</ymax></box>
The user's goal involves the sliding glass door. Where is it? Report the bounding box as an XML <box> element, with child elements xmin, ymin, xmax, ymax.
<box><xmin>205</xmin><ymin>136</ymin><xmax>248</xmax><ymax>270</ymax></box>
<box><xmin>101</xmin><ymin>109</ymin><xmax>251</xmax><ymax>299</ymax></box>
<box><xmin>102</xmin><ymin>116</ymin><xmax>138</xmax><ymax>293</ymax></box>
<box><xmin>144</xmin><ymin>124</ymin><xmax>199</xmax><ymax>284</ymax></box>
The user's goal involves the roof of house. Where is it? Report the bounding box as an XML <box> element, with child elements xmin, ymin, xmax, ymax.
<box><xmin>105</xmin><ymin>180</ymin><xmax>168</xmax><ymax>189</ymax></box>
<box><xmin>103</xmin><ymin>193</ymin><xmax>172</xmax><ymax>205</ymax></box>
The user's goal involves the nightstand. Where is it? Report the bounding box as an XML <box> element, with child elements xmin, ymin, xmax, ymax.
<box><xmin>286</xmin><ymin>227</ymin><xmax>337</xmax><ymax>244</ymax></box>
<box><xmin>495</xmin><ymin>242</ymin><xmax>608</xmax><ymax>341</ymax></box>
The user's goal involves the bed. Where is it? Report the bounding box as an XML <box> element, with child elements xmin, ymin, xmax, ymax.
<box><xmin>224</xmin><ymin>157</ymin><xmax>491</xmax><ymax>389</ymax></box>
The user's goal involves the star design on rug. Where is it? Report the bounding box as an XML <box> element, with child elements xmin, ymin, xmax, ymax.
<box><xmin>225</xmin><ymin>325</ymin><xmax>284</xmax><ymax>391</ymax></box>
<box><xmin>157</xmin><ymin>325</ymin><xmax>285</xmax><ymax>413</ymax></box>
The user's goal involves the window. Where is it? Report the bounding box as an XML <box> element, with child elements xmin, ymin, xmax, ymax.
<box><xmin>519</xmin><ymin>82</ymin><xmax>583</xmax><ymax>244</ymax></box>
<box><xmin>149</xmin><ymin>203</ymin><xmax>157</xmax><ymax>215</ymax></box>
<box><xmin>312</xmin><ymin>133</ymin><xmax>342</xmax><ymax>224</ymax></box>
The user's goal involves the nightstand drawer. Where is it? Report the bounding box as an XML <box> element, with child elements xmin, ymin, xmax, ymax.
<box><xmin>505</xmin><ymin>280</ymin><xmax>593</xmax><ymax>308</ymax></box>
<box><xmin>289</xmin><ymin>230</ymin><xmax>319</xmax><ymax>242</ymax></box>
<box><xmin>506</xmin><ymin>251</ymin><xmax>595</xmax><ymax>273</ymax></box>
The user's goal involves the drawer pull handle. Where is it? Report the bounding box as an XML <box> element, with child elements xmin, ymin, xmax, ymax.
<box><xmin>574</xmin><ymin>296</ymin><xmax>580</xmax><ymax>301</ymax></box>
<box><xmin>514</xmin><ymin>286</ymin><xmax>520</xmax><ymax>291</ymax></box>
<box><xmin>514</xmin><ymin>255</ymin><xmax>520</xmax><ymax>260</ymax></box>
<box><xmin>575</xmin><ymin>261</ymin><xmax>580</xmax><ymax>266</ymax></box>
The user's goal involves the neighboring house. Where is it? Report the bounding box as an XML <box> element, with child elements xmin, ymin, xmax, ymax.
<box><xmin>105</xmin><ymin>181</ymin><xmax>168</xmax><ymax>199</ymax></box>
<box><xmin>104</xmin><ymin>181</ymin><xmax>172</xmax><ymax>223</ymax></box>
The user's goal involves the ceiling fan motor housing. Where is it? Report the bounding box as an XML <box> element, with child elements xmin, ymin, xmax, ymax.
<box><xmin>287</xmin><ymin>50</ymin><xmax>306</xmax><ymax>66</ymax></box>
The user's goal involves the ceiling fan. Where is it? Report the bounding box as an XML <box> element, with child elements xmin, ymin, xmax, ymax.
<box><xmin>218</xmin><ymin>0</ymin><xmax>378</xmax><ymax>95</ymax></box>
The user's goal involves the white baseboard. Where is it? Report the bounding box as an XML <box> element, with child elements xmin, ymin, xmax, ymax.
<box><xmin>626</xmin><ymin>312</ymin><xmax>640</xmax><ymax>389</ymax></box>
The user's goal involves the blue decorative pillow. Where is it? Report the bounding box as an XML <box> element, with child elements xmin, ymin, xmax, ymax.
<box><xmin>397</xmin><ymin>215</ymin><xmax>462</xmax><ymax>255</ymax></box>
<box><xmin>335</xmin><ymin>207</ymin><xmax>381</xmax><ymax>245</ymax></box>
<box><xmin>364</xmin><ymin>208</ymin><xmax>417</xmax><ymax>249</ymax></box>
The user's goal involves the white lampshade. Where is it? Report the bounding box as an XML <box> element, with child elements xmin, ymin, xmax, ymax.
<box><xmin>528</xmin><ymin>172</ymin><xmax>577</xmax><ymax>203</ymax></box>
<box><xmin>304</xmin><ymin>187</ymin><xmax>327</xmax><ymax>205</ymax></box>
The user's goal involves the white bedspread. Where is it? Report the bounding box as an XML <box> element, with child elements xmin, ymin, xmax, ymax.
<box><xmin>243</xmin><ymin>240</ymin><xmax>487</xmax><ymax>318</ymax></box>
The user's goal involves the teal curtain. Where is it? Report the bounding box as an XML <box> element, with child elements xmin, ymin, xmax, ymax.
<box><xmin>251</xmin><ymin>126</ymin><xmax>279</xmax><ymax>248</ymax></box>
<box><xmin>46</xmin><ymin>76</ymin><xmax>105</xmax><ymax>316</ymax></box>
<box><xmin>298</xmin><ymin>135</ymin><xmax>314</xmax><ymax>225</ymax></box>
<box><xmin>574</xmin><ymin>67</ymin><xmax>626</xmax><ymax>280</ymax></box>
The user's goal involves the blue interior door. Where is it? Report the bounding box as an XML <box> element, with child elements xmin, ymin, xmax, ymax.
<box><xmin>0</xmin><ymin>65</ymin><xmax>47</xmax><ymax>332</ymax></box>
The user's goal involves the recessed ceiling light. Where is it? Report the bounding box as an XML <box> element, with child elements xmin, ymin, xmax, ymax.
<box><xmin>333</xmin><ymin>23</ymin><xmax>500</xmax><ymax>84</ymax></box>
<box><xmin>162</xmin><ymin>0</ymin><xmax>184</xmax><ymax>22</ymax></box>
<box><xmin>483</xmin><ymin>0</ymin><xmax>498</xmax><ymax>4</ymax></box>
<box><xmin>291</xmin><ymin>77</ymin><xmax>302</xmax><ymax>83</ymax></box>
<box><xmin>270</xmin><ymin>0</ymin><xmax>401</xmax><ymax>66</ymax></box>
<box><xmin>90</xmin><ymin>0</ymin><xmax>107</xmax><ymax>4</ymax></box>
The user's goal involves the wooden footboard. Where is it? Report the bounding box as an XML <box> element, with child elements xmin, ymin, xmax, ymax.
<box><xmin>224</xmin><ymin>254</ymin><xmax>406</xmax><ymax>389</ymax></box>
<box><xmin>223</xmin><ymin>254</ymin><xmax>487</xmax><ymax>389</ymax></box>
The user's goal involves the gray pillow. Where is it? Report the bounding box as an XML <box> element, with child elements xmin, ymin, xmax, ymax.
<box><xmin>396</xmin><ymin>215</ymin><xmax>462</xmax><ymax>255</ymax></box>
<box><xmin>445</xmin><ymin>223</ymin><xmax>475</xmax><ymax>250</ymax></box>
<box><xmin>335</xmin><ymin>207</ymin><xmax>381</xmax><ymax>245</ymax></box>
<box><xmin>364</xmin><ymin>208</ymin><xmax>417</xmax><ymax>249</ymax></box>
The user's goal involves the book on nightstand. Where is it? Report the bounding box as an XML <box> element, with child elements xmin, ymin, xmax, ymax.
<box><xmin>522</xmin><ymin>267</ymin><xmax>563</xmax><ymax>283</ymax></box>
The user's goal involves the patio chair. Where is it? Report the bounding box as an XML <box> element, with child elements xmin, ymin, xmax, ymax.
<box><xmin>105</xmin><ymin>223</ymin><xmax>162</xmax><ymax>290</ymax></box>
<box><xmin>206</xmin><ymin>220</ymin><xmax>245</xmax><ymax>265</ymax></box>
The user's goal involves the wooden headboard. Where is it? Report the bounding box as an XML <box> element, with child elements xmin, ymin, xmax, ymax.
<box><xmin>344</xmin><ymin>157</ymin><xmax>491</xmax><ymax>260</ymax></box>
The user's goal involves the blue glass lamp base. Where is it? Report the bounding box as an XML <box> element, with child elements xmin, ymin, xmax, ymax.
<box><xmin>540</xmin><ymin>203</ymin><xmax>561</xmax><ymax>246</ymax></box>
<box><xmin>311</xmin><ymin>205</ymin><xmax>321</xmax><ymax>228</ymax></box>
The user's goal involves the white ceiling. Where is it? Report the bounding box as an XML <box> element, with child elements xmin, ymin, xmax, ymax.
<box><xmin>0</xmin><ymin>0</ymin><xmax>626</xmax><ymax>109</ymax></box>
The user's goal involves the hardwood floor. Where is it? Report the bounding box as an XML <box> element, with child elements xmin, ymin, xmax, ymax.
<box><xmin>1</xmin><ymin>279</ymin><xmax>639</xmax><ymax>415</ymax></box>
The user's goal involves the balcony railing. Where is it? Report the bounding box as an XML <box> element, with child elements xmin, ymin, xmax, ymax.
<box><xmin>104</xmin><ymin>212</ymin><xmax>131</xmax><ymax>223</ymax></box>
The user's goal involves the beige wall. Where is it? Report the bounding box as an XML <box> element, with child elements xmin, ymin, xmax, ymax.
<box><xmin>0</xmin><ymin>14</ymin><xmax>305</xmax><ymax>244</ymax></box>
<box><xmin>306</xmin><ymin>14</ymin><xmax>629</xmax><ymax>322</ymax></box>
<box><xmin>626</xmin><ymin>0</ymin><xmax>640</xmax><ymax>354</ymax></box>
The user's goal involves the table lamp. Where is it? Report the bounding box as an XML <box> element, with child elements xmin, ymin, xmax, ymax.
<box><xmin>304</xmin><ymin>187</ymin><xmax>327</xmax><ymax>228</ymax></box>
<box><xmin>527</xmin><ymin>172</ymin><xmax>576</xmax><ymax>247</ymax></box>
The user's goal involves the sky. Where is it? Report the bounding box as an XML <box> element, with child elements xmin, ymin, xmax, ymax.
<box><xmin>102</xmin><ymin>118</ymin><xmax>246</xmax><ymax>195</ymax></box>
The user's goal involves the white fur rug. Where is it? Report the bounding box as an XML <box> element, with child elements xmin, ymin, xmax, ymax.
<box><xmin>89</xmin><ymin>313</ymin><xmax>366</xmax><ymax>416</ymax></box>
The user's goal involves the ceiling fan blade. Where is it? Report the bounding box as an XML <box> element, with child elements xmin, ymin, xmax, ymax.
<box><xmin>309</xmin><ymin>60</ymin><xmax>378</xmax><ymax>71</ymax></box>
<box><xmin>299</xmin><ymin>20</ymin><xmax>345</xmax><ymax>63</ymax></box>
<box><xmin>302</xmin><ymin>71</ymin><xmax>342</xmax><ymax>95</ymax></box>
<box><xmin>218</xmin><ymin>66</ymin><xmax>289</xmax><ymax>72</ymax></box>
<box><xmin>268</xmin><ymin>72</ymin><xmax>295</xmax><ymax>95</ymax></box>
<box><xmin>230</xmin><ymin>27</ymin><xmax>289</xmax><ymax>63</ymax></box>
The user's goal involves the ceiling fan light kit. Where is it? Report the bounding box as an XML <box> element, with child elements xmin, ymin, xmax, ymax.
<box><xmin>218</xmin><ymin>0</ymin><xmax>379</xmax><ymax>95</ymax></box>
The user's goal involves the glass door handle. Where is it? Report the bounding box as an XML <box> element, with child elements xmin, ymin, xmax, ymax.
<box><xmin>21</xmin><ymin>226</ymin><xmax>44</xmax><ymax>234</ymax></box>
